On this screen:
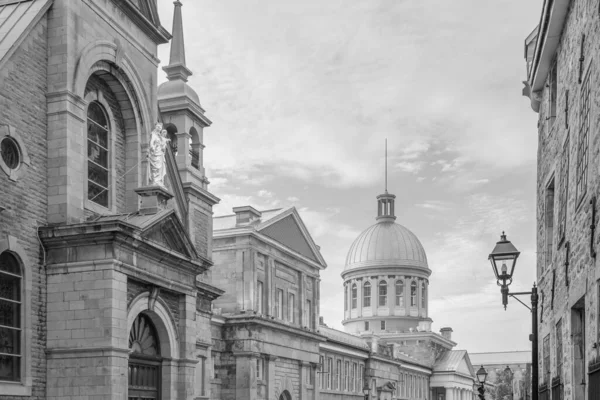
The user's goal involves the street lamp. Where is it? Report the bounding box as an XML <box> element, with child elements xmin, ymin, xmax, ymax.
<box><xmin>488</xmin><ymin>232</ymin><xmax>538</xmax><ymax>400</ymax></box>
<box><xmin>362</xmin><ymin>382</ymin><xmax>370</xmax><ymax>400</ymax></box>
<box><xmin>476</xmin><ymin>365</ymin><xmax>487</xmax><ymax>400</ymax></box>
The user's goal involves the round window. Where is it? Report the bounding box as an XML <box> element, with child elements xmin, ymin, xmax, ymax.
<box><xmin>0</xmin><ymin>137</ymin><xmax>20</xmax><ymax>170</ymax></box>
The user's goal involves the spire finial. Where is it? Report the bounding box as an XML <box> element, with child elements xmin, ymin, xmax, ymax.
<box><xmin>385</xmin><ymin>138</ymin><xmax>388</xmax><ymax>193</ymax></box>
<box><xmin>162</xmin><ymin>0</ymin><xmax>193</xmax><ymax>82</ymax></box>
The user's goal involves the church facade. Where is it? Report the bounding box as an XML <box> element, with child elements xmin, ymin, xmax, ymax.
<box><xmin>0</xmin><ymin>1</ymin><xmax>478</xmax><ymax>399</ymax></box>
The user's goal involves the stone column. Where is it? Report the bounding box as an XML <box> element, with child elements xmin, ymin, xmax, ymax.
<box><xmin>300</xmin><ymin>272</ymin><xmax>306</xmax><ymax>326</ymax></box>
<box><xmin>267</xmin><ymin>355</ymin><xmax>278</xmax><ymax>400</ymax></box>
<box><xmin>312</xmin><ymin>362</ymin><xmax>320</xmax><ymax>400</ymax></box>
<box><xmin>235</xmin><ymin>353</ymin><xmax>258</xmax><ymax>400</ymax></box>
<box><xmin>266</xmin><ymin>257</ymin><xmax>274</xmax><ymax>317</ymax></box>
<box><xmin>357</xmin><ymin>279</ymin><xmax>363</xmax><ymax>317</ymax></box>
<box><xmin>300</xmin><ymin>361</ymin><xmax>310</xmax><ymax>400</ymax></box>
<box><xmin>242</xmin><ymin>249</ymin><xmax>254</xmax><ymax>311</ymax></box>
<box><xmin>178</xmin><ymin>294</ymin><xmax>200</xmax><ymax>398</ymax></box>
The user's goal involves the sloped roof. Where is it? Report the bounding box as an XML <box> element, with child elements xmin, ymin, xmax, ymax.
<box><xmin>469</xmin><ymin>351</ymin><xmax>531</xmax><ymax>366</ymax></box>
<box><xmin>213</xmin><ymin>208</ymin><xmax>282</xmax><ymax>231</ymax></box>
<box><xmin>0</xmin><ymin>0</ymin><xmax>52</xmax><ymax>69</ymax></box>
<box><xmin>433</xmin><ymin>350</ymin><xmax>474</xmax><ymax>376</ymax></box>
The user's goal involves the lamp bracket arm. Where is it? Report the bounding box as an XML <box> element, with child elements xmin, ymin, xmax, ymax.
<box><xmin>508</xmin><ymin>293</ymin><xmax>532</xmax><ymax>311</ymax></box>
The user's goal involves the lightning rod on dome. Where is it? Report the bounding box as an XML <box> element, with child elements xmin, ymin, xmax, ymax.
<box><xmin>385</xmin><ymin>138</ymin><xmax>388</xmax><ymax>194</ymax></box>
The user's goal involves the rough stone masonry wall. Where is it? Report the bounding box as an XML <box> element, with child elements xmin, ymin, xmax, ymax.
<box><xmin>535</xmin><ymin>0</ymin><xmax>600</xmax><ymax>398</ymax></box>
<box><xmin>0</xmin><ymin>16</ymin><xmax>48</xmax><ymax>400</ymax></box>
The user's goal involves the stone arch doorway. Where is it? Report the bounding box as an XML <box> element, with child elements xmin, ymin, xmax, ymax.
<box><xmin>128</xmin><ymin>313</ymin><xmax>162</xmax><ymax>400</ymax></box>
<box><xmin>279</xmin><ymin>390</ymin><xmax>292</xmax><ymax>400</ymax></box>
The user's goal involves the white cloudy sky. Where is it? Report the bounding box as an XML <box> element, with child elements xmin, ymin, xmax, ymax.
<box><xmin>157</xmin><ymin>0</ymin><xmax>542</xmax><ymax>353</ymax></box>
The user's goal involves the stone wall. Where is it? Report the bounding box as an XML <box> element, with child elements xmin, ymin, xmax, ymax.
<box><xmin>533</xmin><ymin>1</ymin><xmax>600</xmax><ymax>399</ymax></box>
<box><xmin>0</xmin><ymin>15</ymin><xmax>48</xmax><ymax>400</ymax></box>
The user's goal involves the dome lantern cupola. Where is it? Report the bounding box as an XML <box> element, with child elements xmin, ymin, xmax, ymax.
<box><xmin>376</xmin><ymin>192</ymin><xmax>396</xmax><ymax>222</ymax></box>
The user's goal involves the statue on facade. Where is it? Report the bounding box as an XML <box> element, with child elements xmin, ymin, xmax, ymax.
<box><xmin>147</xmin><ymin>122</ymin><xmax>170</xmax><ymax>187</ymax></box>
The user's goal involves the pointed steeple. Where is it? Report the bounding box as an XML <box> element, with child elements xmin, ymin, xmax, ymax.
<box><xmin>163</xmin><ymin>0</ymin><xmax>192</xmax><ymax>82</ymax></box>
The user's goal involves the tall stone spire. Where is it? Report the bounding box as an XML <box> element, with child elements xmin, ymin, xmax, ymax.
<box><xmin>163</xmin><ymin>0</ymin><xmax>192</xmax><ymax>82</ymax></box>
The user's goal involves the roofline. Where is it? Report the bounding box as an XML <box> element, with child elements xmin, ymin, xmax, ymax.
<box><xmin>525</xmin><ymin>0</ymin><xmax>571</xmax><ymax>112</ymax></box>
<box><xmin>214</xmin><ymin>207</ymin><xmax>283</xmax><ymax>219</ymax></box>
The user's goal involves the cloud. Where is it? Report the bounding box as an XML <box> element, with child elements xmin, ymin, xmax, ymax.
<box><xmin>416</xmin><ymin>200</ymin><xmax>452</xmax><ymax>212</ymax></box>
<box><xmin>287</xmin><ymin>196</ymin><xmax>300</xmax><ymax>202</ymax></box>
<box><xmin>395</xmin><ymin>161</ymin><xmax>424</xmax><ymax>174</ymax></box>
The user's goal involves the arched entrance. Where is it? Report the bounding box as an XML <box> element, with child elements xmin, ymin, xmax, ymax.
<box><xmin>128</xmin><ymin>313</ymin><xmax>162</xmax><ymax>400</ymax></box>
<box><xmin>279</xmin><ymin>390</ymin><xmax>292</xmax><ymax>400</ymax></box>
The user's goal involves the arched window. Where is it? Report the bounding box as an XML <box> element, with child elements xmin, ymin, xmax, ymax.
<box><xmin>395</xmin><ymin>280</ymin><xmax>404</xmax><ymax>307</ymax></box>
<box><xmin>344</xmin><ymin>285</ymin><xmax>348</xmax><ymax>311</ymax></box>
<box><xmin>421</xmin><ymin>282</ymin><xmax>426</xmax><ymax>308</ymax></box>
<box><xmin>0</xmin><ymin>251</ymin><xmax>21</xmax><ymax>381</ymax></box>
<box><xmin>128</xmin><ymin>313</ymin><xmax>161</xmax><ymax>399</ymax></box>
<box><xmin>378</xmin><ymin>280</ymin><xmax>387</xmax><ymax>307</ymax></box>
<box><xmin>410</xmin><ymin>281</ymin><xmax>417</xmax><ymax>307</ymax></box>
<box><xmin>363</xmin><ymin>282</ymin><xmax>371</xmax><ymax>307</ymax></box>
<box><xmin>351</xmin><ymin>284</ymin><xmax>357</xmax><ymax>309</ymax></box>
<box><xmin>87</xmin><ymin>101</ymin><xmax>110</xmax><ymax>207</ymax></box>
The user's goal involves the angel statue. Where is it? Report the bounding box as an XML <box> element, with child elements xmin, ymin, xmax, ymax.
<box><xmin>147</xmin><ymin>122</ymin><xmax>170</xmax><ymax>187</ymax></box>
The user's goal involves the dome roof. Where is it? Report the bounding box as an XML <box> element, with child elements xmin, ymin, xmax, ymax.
<box><xmin>344</xmin><ymin>220</ymin><xmax>428</xmax><ymax>271</ymax></box>
<box><xmin>157</xmin><ymin>79</ymin><xmax>200</xmax><ymax>106</ymax></box>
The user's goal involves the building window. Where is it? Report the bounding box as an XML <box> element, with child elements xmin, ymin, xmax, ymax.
<box><xmin>545</xmin><ymin>178</ymin><xmax>555</xmax><ymax>268</ymax></box>
<box><xmin>410</xmin><ymin>281</ymin><xmax>417</xmax><ymax>306</ymax></box>
<box><xmin>327</xmin><ymin>358</ymin><xmax>333</xmax><ymax>389</ymax></box>
<box><xmin>305</xmin><ymin>299</ymin><xmax>312</xmax><ymax>328</ymax></box>
<box><xmin>576</xmin><ymin>70</ymin><xmax>591</xmax><ymax>203</ymax></box>
<box><xmin>256</xmin><ymin>358</ymin><xmax>264</xmax><ymax>380</ymax></box>
<box><xmin>364</xmin><ymin>321</ymin><xmax>370</xmax><ymax>331</ymax></box>
<box><xmin>352</xmin><ymin>363</ymin><xmax>357</xmax><ymax>392</ymax></box>
<box><xmin>557</xmin><ymin>137</ymin><xmax>569</xmax><ymax>246</ymax></box>
<box><xmin>556</xmin><ymin>318</ymin><xmax>563</xmax><ymax>379</ymax></box>
<box><xmin>256</xmin><ymin>281</ymin><xmax>264</xmax><ymax>314</ymax></box>
<box><xmin>548</xmin><ymin>59</ymin><xmax>557</xmax><ymax>133</ymax></box>
<box><xmin>0</xmin><ymin>252</ymin><xmax>21</xmax><ymax>381</ymax></box>
<box><xmin>351</xmin><ymin>283</ymin><xmax>357</xmax><ymax>309</ymax></box>
<box><xmin>87</xmin><ymin>101</ymin><xmax>110</xmax><ymax>208</ymax></box>
<box><xmin>395</xmin><ymin>280</ymin><xmax>404</xmax><ymax>307</ymax></box>
<box><xmin>0</xmin><ymin>137</ymin><xmax>19</xmax><ymax>170</ymax></box>
<box><xmin>276</xmin><ymin>289</ymin><xmax>283</xmax><ymax>319</ymax></box>
<box><xmin>198</xmin><ymin>357</ymin><xmax>206</xmax><ymax>396</ymax></box>
<box><xmin>543</xmin><ymin>334</ymin><xmax>550</xmax><ymax>383</ymax></box>
<box><xmin>288</xmin><ymin>293</ymin><xmax>295</xmax><ymax>323</ymax></box>
<box><xmin>336</xmin><ymin>360</ymin><xmax>341</xmax><ymax>390</ymax></box>
<box><xmin>421</xmin><ymin>282</ymin><xmax>426</xmax><ymax>308</ymax></box>
<box><xmin>344</xmin><ymin>285</ymin><xmax>348</xmax><ymax>311</ymax></box>
<box><xmin>319</xmin><ymin>355</ymin><xmax>325</xmax><ymax>389</ymax></box>
<box><xmin>344</xmin><ymin>361</ymin><xmax>349</xmax><ymax>391</ymax></box>
<box><xmin>359</xmin><ymin>365</ymin><xmax>364</xmax><ymax>394</ymax></box>
<box><xmin>380</xmin><ymin>320</ymin><xmax>386</xmax><ymax>330</ymax></box>
<box><xmin>378</xmin><ymin>280</ymin><xmax>387</xmax><ymax>307</ymax></box>
<box><xmin>363</xmin><ymin>281</ymin><xmax>371</xmax><ymax>307</ymax></box>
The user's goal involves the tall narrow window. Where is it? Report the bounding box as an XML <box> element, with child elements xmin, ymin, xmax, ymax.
<box><xmin>557</xmin><ymin>137</ymin><xmax>570</xmax><ymax>245</ymax></box>
<box><xmin>87</xmin><ymin>101</ymin><xmax>110</xmax><ymax>207</ymax></box>
<box><xmin>336</xmin><ymin>360</ymin><xmax>341</xmax><ymax>390</ymax></box>
<box><xmin>556</xmin><ymin>319</ymin><xmax>563</xmax><ymax>379</ymax></box>
<box><xmin>576</xmin><ymin>70</ymin><xmax>591</xmax><ymax>203</ymax></box>
<box><xmin>256</xmin><ymin>281</ymin><xmax>264</xmax><ymax>314</ymax></box>
<box><xmin>421</xmin><ymin>282</ymin><xmax>426</xmax><ymax>308</ymax></box>
<box><xmin>0</xmin><ymin>252</ymin><xmax>21</xmax><ymax>381</ymax></box>
<box><xmin>256</xmin><ymin>358</ymin><xmax>264</xmax><ymax>379</ymax></box>
<box><xmin>305</xmin><ymin>299</ymin><xmax>312</xmax><ymax>328</ymax></box>
<box><xmin>545</xmin><ymin>178</ymin><xmax>555</xmax><ymax>268</ymax></box>
<box><xmin>276</xmin><ymin>289</ymin><xmax>283</xmax><ymax>319</ymax></box>
<box><xmin>378</xmin><ymin>280</ymin><xmax>387</xmax><ymax>306</ymax></box>
<box><xmin>395</xmin><ymin>280</ymin><xmax>404</xmax><ymax>307</ymax></box>
<box><xmin>548</xmin><ymin>59</ymin><xmax>558</xmax><ymax>133</ymax></box>
<box><xmin>410</xmin><ymin>281</ymin><xmax>417</xmax><ymax>306</ymax></box>
<box><xmin>344</xmin><ymin>361</ymin><xmax>349</xmax><ymax>391</ymax></box>
<box><xmin>363</xmin><ymin>282</ymin><xmax>371</xmax><ymax>307</ymax></box>
<box><xmin>351</xmin><ymin>284</ymin><xmax>357</xmax><ymax>309</ymax></box>
<box><xmin>359</xmin><ymin>365</ymin><xmax>364</xmax><ymax>394</ymax></box>
<box><xmin>327</xmin><ymin>358</ymin><xmax>333</xmax><ymax>389</ymax></box>
<box><xmin>352</xmin><ymin>363</ymin><xmax>357</xmax><ymax>392</ymax></box>
<box><xmin>543</xmin><ymin>334</ymin><xmax>550</xmax><ymax>383</ymax></box>
<box><xmin>380</xmin><ymin>320</ymin><xmax>386</xmax><ymax>330</ymax></box>
<box><xmin>288</xmin><ymin>293</ymin><xmax>295</xmax><ymax>323</ymax></box>
<box><xmin>344</xmin><ymin>285</ymin><xmax>348</xmax><ymax>311</ymax></box>
<box><xmin>364</xmin><ymin>321</ymin><xmax>370</xmax><ymax>331</ymax></box>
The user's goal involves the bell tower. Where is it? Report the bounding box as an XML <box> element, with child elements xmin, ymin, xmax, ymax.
<box><xmin>157</xmin><ymin>0</ymin><xmax>219</xmax><ymax>259</ymax></box>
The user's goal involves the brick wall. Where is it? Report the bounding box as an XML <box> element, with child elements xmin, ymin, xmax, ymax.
<box><xmin>0</xmin><ymin>16</ymin><xmax>48</xmax><ymax>400</ymax></box>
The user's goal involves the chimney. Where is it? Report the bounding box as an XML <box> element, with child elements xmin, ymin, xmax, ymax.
<box><xmin>440</xmin><ymin>327</ymin><xmax>453</xmax><ymax>340</ymax></box>
<box><xmin>233</xmin><ymin>206</ymin><xmax>262</xmax><ymax>226</ymax></box>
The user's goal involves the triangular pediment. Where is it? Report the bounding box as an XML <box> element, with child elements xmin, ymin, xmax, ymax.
<box><xmin>129</xmin><ymin>0</ymin><xmax>161</xmax><ymax>26</ymax></box>
<box><xmin>257</xmin><ymin>208</ymin><xmax>326</xmax><ymax>268</ymax></box>
<box><xmin>141</xmin><ymin>211</ymin><xmax>196</xmax><ymax>258</ymax></box>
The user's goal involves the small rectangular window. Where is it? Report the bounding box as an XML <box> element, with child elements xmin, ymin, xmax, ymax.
<box><xmin>365</xmin><ymin>321</ymin><xmax>370</xmax><ymax>331</ymax></box>
<box><xmin>276</xmin><ymin>289</ymin><xmax>283</xmax><ymax>319</ymax></box>
<box><xmin>344</xmin><ymin>361</ymin><xmax>349</xmax><ymax>391</ymax></box>
<box><xmin>336</xmin><ymin>360</ymin><xmax>342</xmax><ymax>390</ymax></box>
<box><xmin>256</xmin><ymin>358</ymin><xmax>264</xmax><ymax>380</ymax></box>
<box><xmin>305</xmin><ymin>299</ymin><xmax>312</xmax><ymax>329</ymax></box>
<box><xmin>556</xmin><ymin>318</ymin><xmax>563</xmax><ymax>379</ymax></box>
<box><xmin>256</xmin><ymin>281</ymin><xmax>264</xmax><ymax>314</ymax></box>
<box><xmin>381</xmin><ymin>320</ymin><xmax>386</xmax><ymax>330</ymax></box>
<box><xmin>288</xmin><ymin>293</ymin><xmax>295</xmax><ymax>323</ymax></box>
<box><xmin>543</xmin><ymin>334</ymin><xmax>550</xmax><ymax>383</ymax></box>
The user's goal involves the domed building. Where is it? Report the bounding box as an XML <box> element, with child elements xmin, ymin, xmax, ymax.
<box><xmin>342</xmin><ymin>191</ymin><xmax>432</xmax><ymax>334</ymax></box>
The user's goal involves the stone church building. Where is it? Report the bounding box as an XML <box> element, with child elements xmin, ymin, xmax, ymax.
<box><xmin>0</xmin><ymin>0</ymin><xmax>478</xmax><ymax>399</ymax></box>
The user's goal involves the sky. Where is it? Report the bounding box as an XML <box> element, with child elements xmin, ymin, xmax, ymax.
<box><xmin>156</xmin><ymin>0</ymin><xmax>543</xmax><ymax>353</ymax></box>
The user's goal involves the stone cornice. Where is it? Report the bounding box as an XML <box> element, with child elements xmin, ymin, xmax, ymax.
<box><xmin>223</xmin><ymin>314</ymin><xmax>327</xmax><ymax>342</ymax></box>
<box><xmin>111</xmin><ymin>0</ymin><xmax>171</xmax><ymax>44</ymax></box>
<box><xmin>182</xmin><ymin>182</ymin><xmax>220</xmax><ymax>207</ymax></box>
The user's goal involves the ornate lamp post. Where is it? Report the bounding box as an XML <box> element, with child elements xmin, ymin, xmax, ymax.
<box><xmin>488</xmin><ymin>232</ymin><xmax>538</xmax><ymax>400</ymax></box>
<box><xmin>362</xmin><ymin>382</ymin><xmax>370</xmax><ymax>400</ymax></box>
<box><xmin>476</xmin><ymin>365</ymin><xmax>488</xmax><ymax>400</ymax></box>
